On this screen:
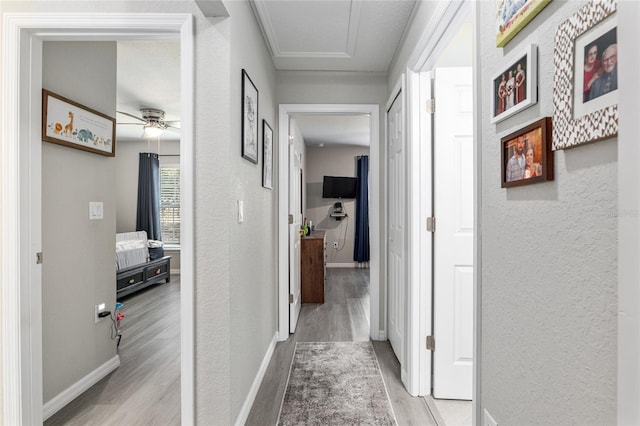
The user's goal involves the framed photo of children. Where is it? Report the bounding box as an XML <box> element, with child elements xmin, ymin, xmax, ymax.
<box><xmin>501</xmin><ymin>117</ymin><xmax>553</xmax><ymax>188</ymax></box>
<box><xmin>490</xmin><ymin>44</ymin><xmax>537</xmax><ymax>124</ymax></box>
<box><xmin>553</xmin><ymin>0</ymin><xmax>617</xmax><ymax>150</ymax></box>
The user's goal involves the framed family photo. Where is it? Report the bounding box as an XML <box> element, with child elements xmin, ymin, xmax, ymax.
<box><xmin>490</xmin><ymin>44</ymin><xmax>537</xmax><ymax>124</ymax></box>
<box><xmin>262</xmin><ymin>120</ymin><xmax>273</xmax><ymax>190</ymax></box>
<box><xmin>501</xmin><ymin>117</ymin><xmax>553</xmax><ymax>188</ymax></box>
<box><xmin>42</xmin><ymin>89</ymin><xmax>116</xmax><ymax>157</ymax></box>
<box><xmin>241</xmin><ymin>69</ymin><xmax>259</xmax><ymax>163</ymax></box>
<box><xmin>496</xmin><ymin>0</ymin><xmax>552</xmax><ymax>47</ymax></box>
<box><xmin>553</xmin><ymin>0</ymin><xmax>617</xmax><ymax>150</ymax></box>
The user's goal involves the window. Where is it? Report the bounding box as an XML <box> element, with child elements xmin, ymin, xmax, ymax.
<box><xmin>160</xmin><ymin>165</ymin><xmax>180</xmax><ymax>245</ymax></box>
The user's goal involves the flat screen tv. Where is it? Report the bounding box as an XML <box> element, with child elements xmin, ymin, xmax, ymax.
<box><xmin>322</xmin><ymin>176</ymin><xmax>357</xmax><ymax>199</ymax></box>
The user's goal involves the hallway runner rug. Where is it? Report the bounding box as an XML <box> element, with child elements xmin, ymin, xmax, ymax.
<box><xmin>277</xmin><ymin>341</ymin><xmax>397</xmax><ymax>425</ymax></box>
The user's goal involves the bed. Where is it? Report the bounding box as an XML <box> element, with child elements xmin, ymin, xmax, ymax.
<box><xmin>116</xmin><ymin>231</ymin><xmax>171</xmax><ymax>298</ymax></box>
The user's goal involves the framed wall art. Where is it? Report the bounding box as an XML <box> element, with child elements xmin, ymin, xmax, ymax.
<box><xmin>501</xmin><ymin>117</ymin><xmax>553</xmax><ymax>188</ymax></box>
<box><xmin>241</xmin><ymin>69</ymin><xmax>259</xmax><ymax>163</ymax></box>
<box><xmin>42</xmin><ymin>89</ymin><xmax>116</xmax><ymax>157</ymax></box>
<box><xmin>496</xmin><ymin>0</ymin><xmax>552</xmax><ymax>47</ymax></box>
<box><xmin>491</xmin><ymin>44</ymin><xmax>537</xmax><ymax>124</ymax></box>
<box><xmin>262</xmin><ymin>120</ymin><xmax>273</xmax><ymax>190</ymax></box>
<box><xmin>552</xmin><ymin>0</ymin><xmax>617</xmax><ymax>150</ymax></box>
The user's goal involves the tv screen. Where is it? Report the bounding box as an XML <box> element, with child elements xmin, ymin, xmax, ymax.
<box><xmin>322</xmin><ymin>176</ymin><xmax>357</xmax><ymax>199</ymax></box>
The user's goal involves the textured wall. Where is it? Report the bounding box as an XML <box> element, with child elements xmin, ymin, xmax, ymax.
<box><xmin>42</xmin><ymin>41</ymin><xmax>118</xmax><ymax>402</ymax></box>
<box><xmin>305</xmin><ymin>145</ymin><xmax>370</xmax><ymax>265</ymax></box>
<box><xmin>227</xmin><ymin>0</ymin><xmax>279</xmax><ymax>421</ymax></box>
<box><xmin>478</xmin><ymin>1</ymin><xmax>617</xmax><ymax>424</ymax></box>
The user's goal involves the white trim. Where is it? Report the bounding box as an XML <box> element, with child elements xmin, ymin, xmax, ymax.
<box><xmin>1</xmin><ymin>13</ymin><xmax>195</xmax><ymax>426</ymax></box>
<box><xmin>471</xmin><ymin>2</ymin><xmax>482</xmax><ymax>423</ymax></box>
<box><xmin>326</xmin><ymin>262</ymin><xmax>360</xmax><ymax>268</ymax></box>
<box><xmin>43</xmin><ymin>355</ymin><xmax>120</xmax><ymax>421</ymax></box>
<box><xmin>234</xmin><ymin>332</ymin><xmax>278</xmax><ymax>426</ymax></box>
<box><xmin>407</xmin><ymin>0</ymin><xmax>468</xmax><ymax>72</ymax></box>
<box><xmin>617</xmin><ymin>2</ymin><xmax>640</xmax><ymax>423</ymax></box>
<box><xmin>278</xmin><ymin>104</ymin><xmax>381</xmax><ymax>342</ymax></box>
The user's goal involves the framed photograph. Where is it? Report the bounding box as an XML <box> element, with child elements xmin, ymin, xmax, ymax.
<box><xmin>242</xmin><ymin>69</ymin><xmax>259</xmax><ymax>163</ymax></box>
<box><xmin>553</xmin><ymin>0</ymin><xmax>617</xmax><ymax>150</ymax></box>
<box><xmin>496</xmin><ymin>0</ymin><xmax>552</xmax><ymax>47</ymax></box>
<box><xmin>501</xmin><ymin>117</ymin><xmax>553</xmax><ymax>188</ymax></box>
<box><xmin>490</xmin><ymin>44</ymin><xmax>537</xmax><ymax>124</ymax></box>
<box><xmin>42</xmin><ymin>89</ymin><xmax>115</xmax><ymax>157</ymax></box>
<box><xmin>262</xmin><ymin>120</ymin><xmax>273</xmax><ymax>189</ymax></box>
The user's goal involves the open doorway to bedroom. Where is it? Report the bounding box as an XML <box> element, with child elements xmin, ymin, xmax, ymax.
<box><xmin>42</xmin><ymin>40</ymin><xmax>183</xmax><ymax>425</ymax></box>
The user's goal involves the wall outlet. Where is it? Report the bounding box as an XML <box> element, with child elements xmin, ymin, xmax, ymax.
<box><xmin>333</xmin><ymin>242</ymin><xmax>338</xmax><ymax>248</ymax></box>
<box><xmin>484</xmin><ymin>409</ymin><xmax>498</xmax><ymax>426</ymax></box>
<box><xmin>95</xmin><ymin>303</ymin><xmax>106</xmax><ymax>323</ymax></box>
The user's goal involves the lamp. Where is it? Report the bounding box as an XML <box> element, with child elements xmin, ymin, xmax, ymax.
<box><xmin>143</xmin><ymin>122</ymin><xmax>163</xmax><ymax>138</ymax></box>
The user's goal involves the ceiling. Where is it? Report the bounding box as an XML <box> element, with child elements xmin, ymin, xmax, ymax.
<box><xmin>116</xmin><ymin>41</ymin><xmax>181</xmax><ymax>143</ymax></box>
<box><xmin>251</xmin><ymin>0</ymin><xmax>417</xmax><ymax>72</ymax></box>
<box><xmin>115</xmin><ymin>1</ymin><xmax>418</xmax><ymax>147</ymax></box>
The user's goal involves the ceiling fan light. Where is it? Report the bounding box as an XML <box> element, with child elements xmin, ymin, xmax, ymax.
<box><xmin>143</xmin><ymin>123</ymin><xmax>163</xmax><ymax>138</ymax></box>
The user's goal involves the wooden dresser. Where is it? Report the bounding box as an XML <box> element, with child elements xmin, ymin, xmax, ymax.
<box><xmin>301</xmin><ymin>230</ymin><xmax>326</xmax><ymax>303</ymax></box>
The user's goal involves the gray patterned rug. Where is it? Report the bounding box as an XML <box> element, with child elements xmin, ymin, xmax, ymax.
<box><xmin>277</xmin><ymin>342</ymin><xmax>397</xmax><ymax>425</ymax></box>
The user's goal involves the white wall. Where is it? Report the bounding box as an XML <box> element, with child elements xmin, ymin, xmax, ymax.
<box><xmin>477</xmin><ymin>1</ymin><xmax>617</xmax><ymax>423</ymax></box>
<box><xmin>41</xmin><ymin>41</ymin><xmax>118</xmax><ymax>403</ymax></box>
<box><xmin>305</xmin><ymin>145</ymin><xmax>370</xmax><ymax>265</ymax></box>
<box><xmin>227</xmin><ymin>0</ymin><xmax>278</xmax><ymax>421</ymax></box>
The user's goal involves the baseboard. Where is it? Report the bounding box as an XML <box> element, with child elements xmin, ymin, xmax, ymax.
<box><xmin>170</xmin><ymin>269</ymin><xmax>181</xmax><ymax>275</ymax></box>
<box><xmin>43</xmin><ymin>355</ymin><xmax>120</xmax><ymax>421</ymax></box>
<box><xmin>326</xmin><ymin>262</ymin><xmax>357</xmax><ymax>268</ymax></box>
<box><xmin>378</xmin><ymin>329</ymin><xmax>387</xmax><ymax>340</ymax></box>
<box><xmin>423</xmin><ymin>395</ymin><xmax>446</xmax><ymax>426</ymax></box>
<box><xmin>234</xmin><ymin>331</ymin><xmax>278</xmax><ymax>426</ymax></box>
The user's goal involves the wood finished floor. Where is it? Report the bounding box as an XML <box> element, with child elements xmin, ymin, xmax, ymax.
<box><xmin>45</xmin><ymin>269</ymin><xmax>435</xmax><ymax>425</ymax></box>
<box><xmin>44</xmin><ymin>277</ymin><xmax>181</xmax><ymax>426</ymax></box>
<box><xmin>246</xmin><ymin>268</ymin><xmax>436</xmax><ymax>426</ymax></box>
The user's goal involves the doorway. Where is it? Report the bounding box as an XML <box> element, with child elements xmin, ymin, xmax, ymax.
<box><xmin>1</xmin><ymin>14</ymin><xmax>194</xmax><ymax>425</ymax></box>
<box><xmin>277</xmin><ymin>104</ymin><xmax>381</xmax><ymax>342</ymax></box>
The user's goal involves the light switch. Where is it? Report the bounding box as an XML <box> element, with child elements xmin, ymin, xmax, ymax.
<box><xmin>89</xmin><ymin>202</ymin><xmax>103</xmax><ymax>220</ymax></box>
<box><xmin>238</xmin><ymin>200</ymin><xmax>244</xmax><ymax>223</ymax></box>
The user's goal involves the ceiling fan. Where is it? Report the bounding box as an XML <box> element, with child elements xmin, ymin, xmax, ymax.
<box><xmin>116</xmin><ymin>109</ymin><xmax>181</xmax><ymax>138</ymax></box>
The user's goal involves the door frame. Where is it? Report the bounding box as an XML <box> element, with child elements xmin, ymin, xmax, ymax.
<box><xmin>277</xmin><ymin>104</ymin><xmax>381</xmax><ymax>341</ymax></box>
<box><xmin>402</xmin><ymin>0</ymin><xmax>477</xmax><ymax>404</ymax></box>
<box><xmin>1</xmin><ymin>13</ymin><xmax>195</xmax><ymax>425</ymax></box>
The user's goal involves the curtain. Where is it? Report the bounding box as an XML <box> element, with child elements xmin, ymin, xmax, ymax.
<box><xmin>136</xmin><ymin>152</ymin><xmax>162</xmax><ymax>241</ymax></box>
<box><xmin>353</xmin><ymin>155</ymin><xmax>370</xmax><ymax>262</ymax></box>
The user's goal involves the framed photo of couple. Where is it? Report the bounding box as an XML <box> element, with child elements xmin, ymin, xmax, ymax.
<box><xmin>552</xmin><ymin>0</ymin><xmax>617</xmax><ymax>150</ymax></box>
<box><xmin>490</xmin><ymin>44</ymin><xmax>537</xmax><ymax>124</ymax></box>
<box><xmin>501</xmin><ymin>117</ymin><xmax>553</xmax><ymax>188</ymax></box>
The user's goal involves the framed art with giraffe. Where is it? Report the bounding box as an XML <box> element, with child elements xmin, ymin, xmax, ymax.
<box><xmin>42</xmin><ymin>89</ymin><xmax>116</xmax><ymax>157</ymax></box>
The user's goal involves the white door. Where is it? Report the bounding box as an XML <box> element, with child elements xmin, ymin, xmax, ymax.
<box><xmin>289</xmin><ymin>132</ymin><xmax>302</xmax><ymax>333</ymax></box>
<box><xmin>387</xmin><ymin>90</ymin><xmax>405</xmax><ymax>363</ymax></box>
<box><xmin>433</xmin><ymin>67</ymin><xmax>474</xmax><ymax>400</ymax></box>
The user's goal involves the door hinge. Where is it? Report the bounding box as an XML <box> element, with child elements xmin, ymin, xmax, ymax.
<box><xmin>36</xmin><ymin>252</ymin><xmax>43</xmax><ymax>264</ymax></box>
<box><xmin>426</xmin><ymin>98</ymin><xmax>435</xmax><ymax>114</ymax></box>
<box><xmin>426</xmin><ymin>217</ymin><xmax>436</xmax><ymax>232</ymax></box>
<box><xmin>289</xmin><ymin>294</ymin><xmax>294</xmax><ymax>304</ymax></box>
<box><xmin>426</xmin><ymin>335</ymin><xmax>435</xmax><ymax>351</ymax></box>
<box><xmin>288</xmin><ymin>214</ymin><xmax>294</xmax><ymax>224</ymax></box>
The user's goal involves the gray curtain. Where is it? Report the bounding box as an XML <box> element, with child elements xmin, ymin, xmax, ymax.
<box><xmin>136</xmin><ymin>152</ymin><xmax>162</xmax><ymax>241</ymax></box>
